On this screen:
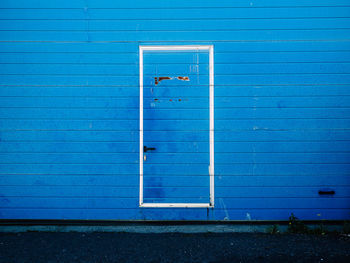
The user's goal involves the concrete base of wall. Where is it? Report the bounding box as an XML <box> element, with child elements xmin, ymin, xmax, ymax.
<box><xmin>0</xmin><ymin>221</ymin><xmax>346</xmax><ymax>233</ymax></box>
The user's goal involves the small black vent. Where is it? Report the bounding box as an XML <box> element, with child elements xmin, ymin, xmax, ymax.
<box><xmin>318</xmin><ymin>190</ymin><xmax>335</xmax><ymax>195</ymax></box>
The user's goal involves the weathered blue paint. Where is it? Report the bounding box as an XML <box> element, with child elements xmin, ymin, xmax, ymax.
<box><xmin>0</xmin><ymin>0</ymin><xmax>350</xmax><ymax>220</ymax></box>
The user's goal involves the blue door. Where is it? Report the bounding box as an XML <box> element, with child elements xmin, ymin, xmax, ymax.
<box><xmin>140</xmin><ymin>46</ymin><xmax>214</xmax><ymax>207</ymax></box>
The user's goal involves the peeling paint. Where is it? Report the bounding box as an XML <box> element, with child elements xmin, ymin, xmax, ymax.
<box><xmin>154</xmin><ymin>77</ymin><xmax>172</xmax><ymax>85</ymax></box>
<box><xmin>177</xmin><ymin>76</ymin><xmax>189</xmax><ymax>81</ymax></box>
<box><xmin>219</xmin><ymin>198</ymin><xmax>229</xmax><ymax>220</ymax></box>
<box><xmin>154</xmin><ymin>76</ymin><xmax>190</xmax><ymax>85</ymax></box>
<box><xmin>246</xmin><ymin>213</ymin><xmax>252</xmax><ymax>221</ymax></box>
<box><xmin>165</xmin><ymin>98</ymin><xmax>188</xmax><ymax>102</ymax></box>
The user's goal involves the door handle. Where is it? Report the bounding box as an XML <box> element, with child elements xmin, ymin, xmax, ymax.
<box><xmin>144</xmin><ymin>146</ymin><xmax>156</xmax><ymax>152</ymax></box>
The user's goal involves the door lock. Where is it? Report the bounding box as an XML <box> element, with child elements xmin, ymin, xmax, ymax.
<box><xmin>144</xmin><ymin>146</ymin><xmax>156</xmax><ymax>152</ymax></box>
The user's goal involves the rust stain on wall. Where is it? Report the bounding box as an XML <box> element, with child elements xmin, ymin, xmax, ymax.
<box><xmin>177</xmin><ymin>76</ymin><xmax>189</xmax><ymax>81</ymax></box>
<box><xmin>154</xmin><ymin>76</ymin><xmax>172</xmax><ymax>85</ymax></box>
<box><xmin>154</xmin><ymin>76</ymin><xmax>190</xmax><ymax>85</ymax></box>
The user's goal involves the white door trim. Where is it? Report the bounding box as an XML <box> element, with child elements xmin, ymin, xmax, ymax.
<box><xmin>139</xmin><ymin>45</ymin><xmax>214</xmax><ymax>208</ymax></box>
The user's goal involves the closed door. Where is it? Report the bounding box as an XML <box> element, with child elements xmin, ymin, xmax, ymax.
<box><xmin>139</xmin><ymin>46</ymin><xmax>214</xmax><ymax>208</ymax></box>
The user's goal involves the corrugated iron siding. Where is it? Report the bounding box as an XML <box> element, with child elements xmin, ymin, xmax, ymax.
<box><xmin>0</xmin><ymin>0</ymin><xmax>349</xmax><ymax>220</ymax></box>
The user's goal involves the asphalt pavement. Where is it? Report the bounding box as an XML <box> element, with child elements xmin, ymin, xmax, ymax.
<box><xmin>0</xmin><ymin>231</ymin><xmax>350</xmax><ymax>263</ymax></box>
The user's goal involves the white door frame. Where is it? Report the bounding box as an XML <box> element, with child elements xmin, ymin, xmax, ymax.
<box><xmin>139</xmin><ymin>45</ymin><xmax>214</xmax><ymax>208</ymax></box>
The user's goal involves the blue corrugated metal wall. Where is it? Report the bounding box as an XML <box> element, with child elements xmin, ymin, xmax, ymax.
<box><xmin>0</xmin><ymin>0</ymin><xmax>349</xmax><ymax>220</ymax></box>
